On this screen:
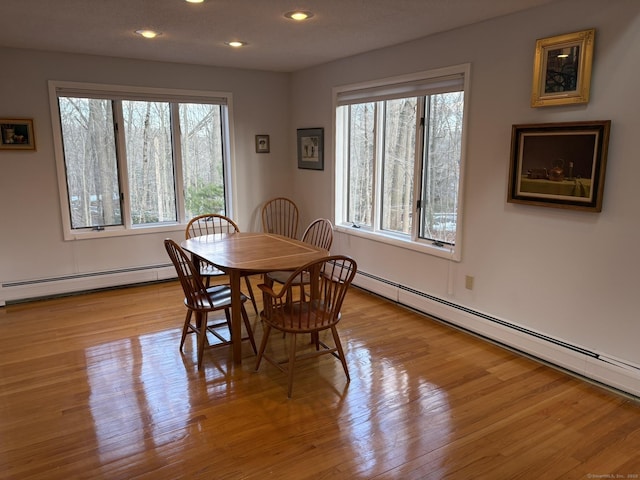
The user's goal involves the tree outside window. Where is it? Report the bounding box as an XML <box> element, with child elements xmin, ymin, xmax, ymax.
<box><xmin>335</xmin><ymin>65</ymin><xmax>468</xmax><ymax>258</ymax></box>
<box><xmin>55</xmin><ymin>87</ymin><xmax>229</xmax><ymax>233</ymax></box>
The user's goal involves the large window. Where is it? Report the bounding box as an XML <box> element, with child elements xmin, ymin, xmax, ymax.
<box><xmin>335</xmin><ymin>65</ymin><xmax>469</xmax><ymax>260</ymax></box>
<box><xmin>50</xmin><ymin>82</ymin><xmax>232</xmax><ymax>239</ymax></box>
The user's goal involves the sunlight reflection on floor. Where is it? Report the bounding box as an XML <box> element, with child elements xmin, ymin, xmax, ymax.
<box><xmin>86</xmin><ymin>330</ymin><xmax>190</xmax><ymax>464</ymax></box>
<box><xmin>343</xmin><ymin>340</ymin><xmax>451</xmax><ymax>478</ymax></box>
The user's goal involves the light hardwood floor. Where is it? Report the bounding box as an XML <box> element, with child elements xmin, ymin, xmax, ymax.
<box><xmin>1</xmin><ymin>280</ymin><xmax>639</xmax><ymax>479</ymax></box>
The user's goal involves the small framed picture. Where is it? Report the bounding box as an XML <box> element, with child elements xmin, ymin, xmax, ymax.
<box><xmin>1</xmin><ymin>118</ymin><xmax>36</xmax><ymax>150</ymax></box>
<box><xmin>507</xmin><ymin>120</ymin><xmax>611</xmax><ymax>212</ymax></box>
<box><xmin>255</xmin><ymin>134</ymin><xmax>270</xmax><ymax>153</ymax></box>
<box><xmin>531</xmin><ymin>29</ymin><xmax>595</xmax><ymax>107</ymax></box>
<box><xmin>297</xmin><ymin>128</ymin><xmax>323</xmax><ymax>170</ymax></box>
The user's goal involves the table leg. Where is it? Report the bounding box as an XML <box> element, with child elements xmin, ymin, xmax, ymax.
<box><xmin>229</xmin><ymin>270</ymin><xmax>243</xmax><ymax>365</ymax></box>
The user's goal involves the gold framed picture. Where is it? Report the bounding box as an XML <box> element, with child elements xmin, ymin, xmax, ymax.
<box><xmin>1</xmin><ymin>118</ymin><xmax>36</xmax><ymax>150</ymax></box>
<box><xmin>531</xmin><ymin>29</ymin><xmax>595</xmax><ymax>108</ymax></box>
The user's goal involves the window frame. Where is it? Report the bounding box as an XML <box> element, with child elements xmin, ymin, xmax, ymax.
<box><xmin>48</xmin><ymin>81</ymin><xmax>237</xmax><ymax>241</ymax></box>
<box><xmin>333</xmin><ymin>64</ymin><xmax>470</xmax><ymax>261</ymax></box>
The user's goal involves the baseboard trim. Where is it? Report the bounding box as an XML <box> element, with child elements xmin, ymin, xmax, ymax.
<box><xmin>1</xmin><ymin>264</ymin><xmax>176</xmax><ymax>305</ymax></box>
<box><xmin>353</xmin><ymin>270</ymin><xmax>640</xmax><ymax>400</ymax></box>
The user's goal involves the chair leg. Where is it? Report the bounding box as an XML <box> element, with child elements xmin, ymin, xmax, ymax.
<box><xmin>331</xmin><ymin>326</ymin><xmax>350</xmax><ymax>382</ymax></box>
<box><xmin>243</xmin><ymin>276</ymin><xmax>259</xmax><ymax>315</ymax></box>
<box><xmin>196</xmin><ymin>312</ymin><xmax>207</xmax><ymax>369</ymax></box>
<box><xmin>241</xmin><ymin>305</ymin><xmax>257</xmax><ymax>354</ymax></box>
<box><xmin>255</xmin><ymin>324</ymin><xmax>272</xmax><ymax>370</ymax></box>
<box><xmin>180</xmin><ymin>309</ymin><xmax>192</xmax><ymax>351</ymax></box>
<box><xmin>287</xmin><ymin>333</ymin><xmax>298</xmax><ymax>398</ymax></box>
<box><xmin>224</xmin><ymin>308</ymin><xmax>231</xmax><ymax>328</ymax></box>
<box><xmin>261</xmin><ymin>274</ymin><xmax>274</xmax><ymax>319</ymax></box>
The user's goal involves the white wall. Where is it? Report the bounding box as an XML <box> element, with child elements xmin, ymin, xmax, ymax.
<box><xmin>0</xmin><ymin>49</ymin><xmax>291</xmax><ymax>298</ymax></box>
<box><xmin>290</xmin><ymin>0</ymin><xmax>640</xmax><ymax>388</ymax></box>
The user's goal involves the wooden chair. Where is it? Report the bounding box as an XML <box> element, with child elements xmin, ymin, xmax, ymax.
<box><xmin>185</xmin><ymin>214</ymin><xmax>258</xmax><ymax>315</ymax></box>
<box><xmin>255</xmin><ymin>255</ymin><xmax>357</xmax><ymax>398</ymax></box>
<box><xmin>164</xmin><ymin>239</ymin><xmax>257</xmax><ymax>369</ymax></box>
<box><xmin>261</xmin><ymin>197</ymin><xmax>299</xmax><ymax>239</ymax></box>
<box><xmin>266</xmin><ymin>218</ymin><xmax>334</xmax><ymax>293</ymax></box>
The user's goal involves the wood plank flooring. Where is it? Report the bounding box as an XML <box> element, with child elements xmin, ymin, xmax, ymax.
<box><xmin>1</xmin><ymin>280</ymin><xmax>639</xmax><ymax>479</ymax></box>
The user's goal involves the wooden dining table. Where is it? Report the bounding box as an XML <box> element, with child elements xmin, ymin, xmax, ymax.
<box><xmin>181</xmin><ymin>232</ymin><xmax>329</xmax><ymax>364</ymax></box>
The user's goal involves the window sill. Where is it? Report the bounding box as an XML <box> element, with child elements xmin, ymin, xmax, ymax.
<box><xmin>64</xmin><ymin>223</ymin><xmax>185</xmax><ymax>241</ymax></box>
<box><xmin>334</xmin><ymin>224</ymin><xmax>460</xmax><ymax>261</ymax></box>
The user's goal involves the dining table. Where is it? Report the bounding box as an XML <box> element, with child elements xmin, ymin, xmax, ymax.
<box><xmin>181</xmin><ymin>232</ymin><xmax>329</xmax><ymax>364</ymax></box>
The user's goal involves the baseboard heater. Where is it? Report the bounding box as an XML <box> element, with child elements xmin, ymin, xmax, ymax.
<box><xmin>353</xmin><ymin>270</ymin><xmax>640</xmax><ymax>400</ymax></box>
<box><xmin>1</xmin><ymin>263</ymin><xmax>177</xmax><ymax>305</ymax></box>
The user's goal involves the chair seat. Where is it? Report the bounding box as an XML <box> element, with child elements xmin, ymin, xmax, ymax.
<box><xmin>266</xmin><ymin>270</ymin><xmax>309</xmax><ymax>285</ymax></box>
<box><xmin>186</xmin><ymin>285</ymin><xmax>248</xmax><ymax>310</ymax></box>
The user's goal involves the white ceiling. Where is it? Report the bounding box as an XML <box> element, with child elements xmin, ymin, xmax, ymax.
<box><xmin>1</xmin><ymin>0</ymin><xmax>561</xmax><ymax>72</ymax></box>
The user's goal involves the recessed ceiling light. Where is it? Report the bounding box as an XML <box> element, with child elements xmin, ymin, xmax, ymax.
<box><xmin>185</xmin><ymin>0</ymin><xmax>204</xmax><ymax>3</ymax></box>
<box><xmin>225</xmin><ymin>41</ymin><xmax>247</xmax><ymax>48</ymax></box>
<box><xmin>135</xmin><ymin>29</ymin><xmax>161</xmax><ymax>39</ymax></box>
<box><xmin>284</xmin><ymin>10</ymin><xmax>314</xmax><ymax>21</ymax></box>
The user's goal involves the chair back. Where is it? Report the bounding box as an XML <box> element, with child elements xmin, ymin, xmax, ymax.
<box><xmin>261</xmin><ymin>197</ymin><xmax>299</xmax><ymax>239</ymax></box>
<box><xmin>185</xmin><ymin>214</ymin><xmax>240</xmax><ymax>239</ymax></box>
<box><xmin>302</xmin><ymin>218</ymin><xmax>333</xmax><ymax>251</ymax></box>
<box><xmin>164</xmin><ymin>239</ymin><xmax>210</xmax><ymax>311</ymax></box>
<box><xmin>261</xmin><ymin>255</ymin><xmax>357</xmax><ymax>332</ymax></box>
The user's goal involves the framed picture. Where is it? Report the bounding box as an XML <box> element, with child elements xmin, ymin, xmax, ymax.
<box><xmin>531</xmin><ymin>29</ymin><xmax>595</xmax><ymax>107</ymax></box>
<box><xmin>507</xmin><ymin>120</ymin><xmax>611</xmax><ymax>212</ymax></box>
<box><xmin>1</xmin><ymin>118</ymin><xmax>36</xmax><ymax>150</ymax></box>
<box><xmin>297</xmin><ymin>128</ymin><xmax>323</xmax><ymax>170</ymax></box>
<box><xmin>255</xmin><ymin>134</ymin><xmax>270</xmax><ymax>153</ymax></box>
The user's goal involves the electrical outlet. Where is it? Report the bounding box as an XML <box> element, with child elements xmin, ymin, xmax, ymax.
<box><xmin>465</xmin><ymin>275</ymin><xmax>474</xmax><ymax>290</ymax></box>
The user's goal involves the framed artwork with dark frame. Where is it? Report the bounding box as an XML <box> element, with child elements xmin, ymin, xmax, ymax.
<box><xmin>1</xmin><ymin>118</ymin><xmax>36</xmax><ymax>150</ymax></box>
<box><xmin>297</xmin><ymin>128</ymin><xmax>323</xmax><ymax>170</ymax></box>
<box><xmin>531</xmin><ymin>28</ymin><xmax>595</xmax><ymax>107</ymax></box>
<box><xmin>255</xmin><ymin>134</ymin><xmax>270</xmax><ymax>153</ymax></box>
<box><xmin>507</xmin><ymin>120</ymin><xmax>611</xmax><ymax>212</ymax></box>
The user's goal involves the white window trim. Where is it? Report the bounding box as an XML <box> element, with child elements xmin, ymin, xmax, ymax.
<box><xmin>332</xmin><ymin>64</ymin><xmax>470</xmax><ymax>261</ymax></box>
<box><xmin>48</xmin><ymin>81</ymin><xmax>237</xmax><ymax>241</ymax></box>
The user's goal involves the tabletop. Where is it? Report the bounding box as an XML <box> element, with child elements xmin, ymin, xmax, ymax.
<box><xmin>181</xmin><ymin>232</ymin><xmax>328</xmax><ymax>273</ymax></box>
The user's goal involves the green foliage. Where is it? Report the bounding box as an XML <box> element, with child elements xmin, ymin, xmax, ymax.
<box><xmin>185</xmin><ymin>183</ymin><xmax>225</xmax><ymax>216</ymax></box>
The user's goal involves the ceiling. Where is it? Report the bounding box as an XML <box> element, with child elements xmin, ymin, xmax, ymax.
<box><xmin>0</xmin><ymin>0</ymin><xmax>561</xmax><ymax>72</ymax></box>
